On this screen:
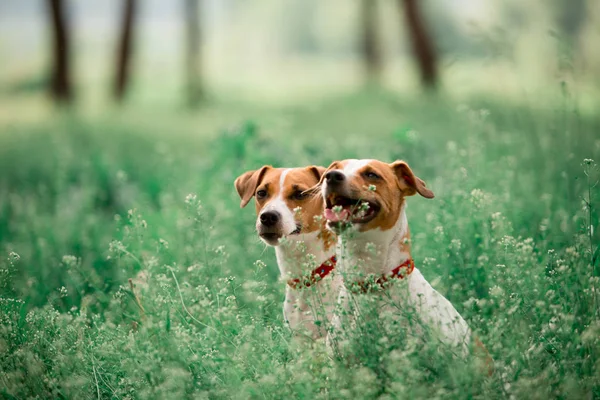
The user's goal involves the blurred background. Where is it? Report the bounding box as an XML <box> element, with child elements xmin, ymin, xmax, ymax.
<box><xmin>1</xmin><ymin>0</ymin><xmax>599</xmax><ymax>112</ymax></box>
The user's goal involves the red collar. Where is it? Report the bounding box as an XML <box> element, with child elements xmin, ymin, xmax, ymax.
<box><xmin>349</xmin><ymin>258</ymin><xmax>415</xmax><ymax>293</ymax></box>
<box><xmin>287</xmin><ymin>255</ymin><xmax>337</xmax><ymax>289</ymax></box>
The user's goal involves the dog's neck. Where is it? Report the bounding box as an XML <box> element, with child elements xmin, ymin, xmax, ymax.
<box><xmin>274</xmin><ymin>228</ymin><xmax>335</xmax><ymax>278</ymax></box>
<box><xmin>338</xmin><ymin>202</ymin><xmax>412</xmax><ymax>277</ymax></box>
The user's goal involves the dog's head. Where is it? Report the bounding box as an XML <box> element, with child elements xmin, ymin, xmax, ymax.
<box><xmin>235</xmin><ymin>165</ymin><xmax>327</xmax><ymax>246</ymax></box>
<box><xmin>321</xmin><ymin>159</ymin><xmax>434</xmax><ymax>233</ymax></box>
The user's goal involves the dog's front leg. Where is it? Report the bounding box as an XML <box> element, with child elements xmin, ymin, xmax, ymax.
<box><xmin>408</xmin><ymin>271</ymin><xmax>471</xmax><ymax>356</ymax></box>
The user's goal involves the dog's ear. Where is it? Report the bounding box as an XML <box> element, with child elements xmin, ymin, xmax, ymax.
<box><xmin>390</xmin><ymin>160</ymin><xmax>434</xmax><ymax>199</ymax></box>
<box><xmin>234</xmin><ymin>166</ymin><xmax>271</xmax><ymax>208</ymax></box>
<box><xmin>305</xmin><ymin>165</ymin><xmax>327</xmax><ymax>183</ymax></box>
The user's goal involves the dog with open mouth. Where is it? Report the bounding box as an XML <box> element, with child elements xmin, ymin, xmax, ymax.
<box><xmin>320</xmin><ymin>159</ymin><xmax>484</xmax><ymax>360</ymax></box>
<box><xmin>235</xmin><ymin>165</ymin><xmax>341</xmax><ymax>340</ymax></box>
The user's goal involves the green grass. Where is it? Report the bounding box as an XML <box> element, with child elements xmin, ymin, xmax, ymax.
<box><xmin>0</xmin><ymin>90</ymin><xmax>599</xmax><ymax>399</ymax></box>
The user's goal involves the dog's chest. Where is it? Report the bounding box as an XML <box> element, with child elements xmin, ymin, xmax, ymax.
<box><xmin>283</xmin><ymin>273</ymin><xmax>342</xmax><ymax>338</ymax></box>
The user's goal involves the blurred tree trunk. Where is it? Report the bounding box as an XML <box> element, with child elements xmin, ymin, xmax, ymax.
<box><xmin>184</xmin><ymin>0</ymin><xmax>203</xmax><ymax>107</ymax></box>
<box><xmin>114</xmin><ymin>0</ymin><xmax>137</xmax><ymax>102</ymax></box>
<box><xmin>48</xmin><ymin>0</ymin><xmax>72</xmax><ymax>102</ymax></box>
<box><xmin>360</xmin><ymin>0</ymin><xmax>382</xmax><ymax>85</ymax></box>
<box><xmin>398</xmin><ymin>0</ymin><xmax>438</xmax><ymax>89</ymax></box>
<box><xmin>556</xmin><ymin>0</ymin><xmax>586</xmax><ymax>39</ymax></box>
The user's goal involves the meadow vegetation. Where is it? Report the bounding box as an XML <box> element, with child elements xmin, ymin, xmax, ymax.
<box><xmin>0</xmin><ymin>89</ymin><xmax>599</xmax><ymax>398</ymax></box>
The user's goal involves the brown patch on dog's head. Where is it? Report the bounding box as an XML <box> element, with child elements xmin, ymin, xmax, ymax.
<box><xmin>322</xmin><ymin>159</ymin><xmax>434</xmax><ymax>232</ymax></box>
<box><xmin>234</xmin><ymin>165</ymin><xmax>331</xmax><ymax>245</ymax></box>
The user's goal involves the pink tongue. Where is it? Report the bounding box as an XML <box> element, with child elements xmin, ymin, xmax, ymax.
<box><xmin>324</xmin><ymin>208</ymin><xmax>349</xmax><ymax>222</ymax></box>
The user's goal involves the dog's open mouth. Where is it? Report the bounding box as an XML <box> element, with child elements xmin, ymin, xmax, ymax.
<box><xmin>290</xmin><ymin>225</ymin><xmax>302</xmax><ymax>235</ymax></box>
<box><xmin>324</xmin><ymin>195</ymin><xmax>380</xmax><ymax>224</ymax></box>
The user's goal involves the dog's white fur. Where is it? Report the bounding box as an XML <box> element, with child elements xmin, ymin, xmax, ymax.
<box><xmin>261</xmin><ymin>170</ymin><xmax>340</xmax><ymax>340</ymax></box>
<box><xmin>237</xmin><ymin>167</ymin><xmax>341</xmax><ymax>340</ymax></box>
<box><xmin>324</xmin><ymin>160</ymin><xmax>471</xmax><ymax>354</ymax></box>
<box><xmin>273</xmin><ymin>230</ymin><xmax>341</xmax><ymax>340</ymax></box>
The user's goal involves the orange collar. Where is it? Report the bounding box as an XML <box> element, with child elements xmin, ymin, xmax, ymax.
<box><xmin>349</xmin><ymin>258</ymin><xmax>415</xmax><ymax>293</ymax></box>
<box><xmin>287</xmin><ymin>255</ymin><xmax>336</xmax><ymax>289</ymax></box>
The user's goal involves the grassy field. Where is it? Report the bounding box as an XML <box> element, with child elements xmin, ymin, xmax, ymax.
<box><xmin>1</xmin><ymin>88</ymin><xmax>599</xmax><ymax>399</ymax></box>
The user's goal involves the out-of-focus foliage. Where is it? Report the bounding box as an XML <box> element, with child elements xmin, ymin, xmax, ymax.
<box><xmin>1</xmin><ymin>0</ymin><xmax>599</xmax><ymax>102</ymax></box>
<box><xmin>1</xmin><ymin>0</ymin><xmax>599</xmax><ymax>398</ymax></box>
<box><xmin>1</xmin><ymin>92</ymin><xmax>599</xmax><ymax>398</ymax></box>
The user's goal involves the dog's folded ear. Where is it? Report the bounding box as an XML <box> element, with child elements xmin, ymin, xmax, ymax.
<box><xmin>305</xmin><ymin>165</ymin><xmax>327</xmax><ymax>183</ymax></box>
<box><xmin>302</xmin><ymin>162</ymin><xmax>339</xmax><ymax>196</ymax></box>
<box><xmin>390</xmin><ymin>160</ymin><xmax>435</xmax><ymax>199</ymax></box>
<box><xmin>300</xmin><ymin>165</ymin><xmax>327</xmax><ymax>197</ymax></box>
<box><xmin>234</xmin><ymin>166</ymin><xmax>271</xmax><ymax>208</ymax></box>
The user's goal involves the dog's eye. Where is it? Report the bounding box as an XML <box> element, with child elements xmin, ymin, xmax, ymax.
<box><xmin>256</xmin><ymin>189</ymin><xmax>268</xmax><ymax>199</ymax></box>
<box><xmin>364</xmin><ymin>171</ymin><xmax>380</xmax><ymax>180</ymax></box>
<box><xmin>291</xmin><ymin>191</ymin><xmax>308</xmax><ymax>201</ymax></box>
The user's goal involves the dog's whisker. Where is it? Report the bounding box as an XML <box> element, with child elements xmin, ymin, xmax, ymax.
<box><xmin>302</xmin><ymin>184</ymin><xmax>322</xmax><ymax>197</ymax></box>
<box><xmin>260</xmin><ymin>245</ymin><xmax>269</xmax><ymax>256</ymax></box>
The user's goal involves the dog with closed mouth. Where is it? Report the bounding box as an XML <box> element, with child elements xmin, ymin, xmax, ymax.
<box><xmin>235</xmin><ymin>165</ymin><xmax>341</xmax><ymax>340</ymax></box>
<box><xmin>321</xmin><ymin>159</ymin><xmax>478</xmax><ymax>357</ymax></box>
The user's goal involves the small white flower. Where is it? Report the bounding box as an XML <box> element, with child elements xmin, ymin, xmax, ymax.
<box><xmin>116</xmin><ymin>170</ymin><xmax>127</xmax><ymax>182</ymax></box>
<box><xmin>58</xmin><ymin>286</ymin><xmax>68</xmax><ymax>298</ymax></box>
<box><xmin>185</xmin><ymin>193</ymin><xmax>197</xmax><ymax>205</ymax></box>
<box><xmin>225</xmin><ymin>295</ymin><xmax>236</xmax><ymax>303</ymax></box>
<box><xmin>450</xmin><ymin>239</ymin><xmax>462</xmax><ymax>250</ymax></box>
<box><xmin>109</xmin><ymin>240</ymin><xmax>124</xmax><ymax>252</ymax></box>
<box><xmin>423</xmin><ymin>257</ymin><xmax>437</xmax><ymax>266</ymax></box>
<box><xmin>489</xmin><ymin>286</ymin><xmax>504</xmax><ymax>297</ymax></box>
<box><xmin>62</xmin><ymin>255</ymin><xmax>78</xmax><ymax>267</ymax></box>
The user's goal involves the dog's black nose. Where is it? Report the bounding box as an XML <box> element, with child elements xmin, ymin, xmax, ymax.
<box><xmin>260</xmin><ymin>211</ymin><xmax>280</xmax><ymax>227</ymax></box>
<box><xmin>325</xmin><ymin>170</ymin><xmax>345</xmax><ymax>185</ymax></box>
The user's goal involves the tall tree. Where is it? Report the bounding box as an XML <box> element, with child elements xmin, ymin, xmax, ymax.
<box><xmin>184</xmin><ymin>0</ymin><xmax>202</xmax><ymax>106</ymax></box>
<box><xmin>114</xmin><ymin>0</ymin><xmax>137</xmax><ymax>102</ymax></box>
<box><xmin>360</xmin><ymin>0</ymin><xmax>382</xmax><ymax>85</ymax></box>
<box><xmin>48</xmin><ymin>0</ymin><xmax>72</xmax><ymax>102</ymax></box>
<box><xmin>398</xmin><ymin>0</ymin><xmax>438</xmax><ymax>89</ymax></box>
